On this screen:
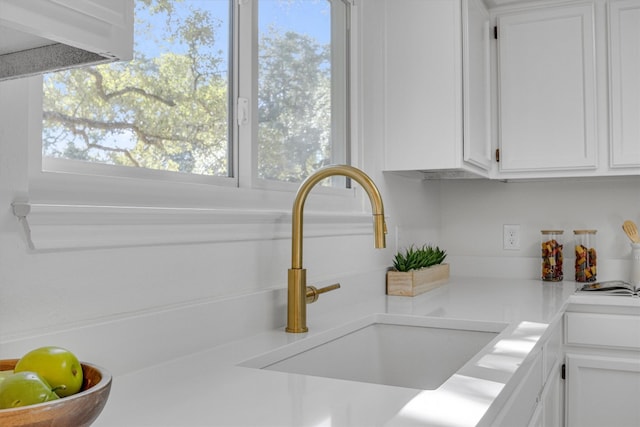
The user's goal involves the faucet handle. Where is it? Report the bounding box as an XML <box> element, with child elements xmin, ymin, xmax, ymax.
<box><xmin>306</xmin><ymin>283</ymin><xmax>340</xmax><ymax>304</ymax></box>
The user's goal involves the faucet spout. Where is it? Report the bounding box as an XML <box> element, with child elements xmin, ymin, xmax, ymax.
<box><xmin>286</xmin><ymin>165</ymin><xmax>387</xmax><ymax>333</ymax></box>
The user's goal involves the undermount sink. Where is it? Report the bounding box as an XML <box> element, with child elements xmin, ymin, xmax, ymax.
<box><xmin>240</xmin><ymin>314</ymin><xmax>506</xmax><ymax>390</ymax></box>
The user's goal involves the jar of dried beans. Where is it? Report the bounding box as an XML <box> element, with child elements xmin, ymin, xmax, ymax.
<box><xmin>574</xmin><ymin>230</ymin><xmax>597</xmax><ymax>282</ymax></box>
<box><xmin>541</xmin><ymin>230</ymin><xmax>564</xmax><ymax>282</ymax></box>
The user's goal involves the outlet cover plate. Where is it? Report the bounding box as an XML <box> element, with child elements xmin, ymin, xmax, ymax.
<box><xmin>503</xmin><ymin>224</ymin><xmax>520</xmax><ymax>250</ymax></box>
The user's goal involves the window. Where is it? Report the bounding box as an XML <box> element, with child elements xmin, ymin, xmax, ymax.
<box><xmin>257</xmin><ymin>0</ymin><xmax>349</xmax><ymax>184</ymax></box>
<box><xmin>40</xmin><ymin>0</ymin><xmax>352</xmax><ymax>190</ymax></box>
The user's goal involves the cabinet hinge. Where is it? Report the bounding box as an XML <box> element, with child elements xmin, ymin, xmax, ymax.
<box><xmin>561</xmin><ymin>363</ymin><xmax>566</xmax><ymax>380</ymax></box>
<box><xmin>495</xmin><ymin>148</ymin><xmax>500</xmax><ymax>163</ymax></box>
<box><xmin>494</xmin><ymin>26</ymin><xmax>498</xmax><ymax>39</ymax></box>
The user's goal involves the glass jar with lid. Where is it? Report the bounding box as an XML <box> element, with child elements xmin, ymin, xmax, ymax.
<box><xmin>574</xmin><ymin>230</ymin><xmax>597</xmax><ymax>282</ymax></box>
<box><xmin>541</xmin><ymin>230</ymin><xmax>563</xmax><ymax>282</ymax></box>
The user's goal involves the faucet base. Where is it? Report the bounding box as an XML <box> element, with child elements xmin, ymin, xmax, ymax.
<box><xmin>286</xmin><ymin>268</ymin><xmax>308</xmax><ymax>333</ymax></box>
<box><xmin>285</xmin><ymin>326</ymin><xmax>308</xmax><ymax>333</ymax></box>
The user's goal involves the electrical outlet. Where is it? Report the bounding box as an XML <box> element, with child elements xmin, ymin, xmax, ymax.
<box><xmin>503</xmin><ymin>224</ymin><xmax>520</xmax><ymax>250</ymax></box>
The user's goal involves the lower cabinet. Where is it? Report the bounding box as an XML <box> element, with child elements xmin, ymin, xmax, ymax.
<box><xmin>528</xmin><ymin>365</ymin><xmax>564</xmax><ymax>427</ymax></box>
<box><xmin>565</xmin><ymin>353</ymin><xmax>640</xmax><ymax>427</ymax></box>
<box><xmin>495</xmin><ymin>304</ymin><xmax>640</xmax><ymax>426</ymax></box>
<box><xmin>541</xmin><ymin>368</ymin><xmax>564</xmax><ymax>427</ymax></box>
<box><xmin>487</xmin><ymin>304</ymin><xmax>640</xmax><ymax>426</ymax></box>
<box><xmin>564</xmin><ymin>310</ymin><xmax>640</xmax><ymax>427</ymax></box>
<box><xmin>494</xmin><ymin>319</ymin><xmax>564</xmax><ymax>427</ymax></box>
<box><xmin>495</xmin><ymin>351</ymin><xmax>543</xmax><ymax>426</ymax></box>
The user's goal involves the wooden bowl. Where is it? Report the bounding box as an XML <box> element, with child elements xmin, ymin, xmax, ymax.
<box><xmin>0</xmin><ymin>359</ymin><xmax>112</xmax><ymax>427</ymax></box>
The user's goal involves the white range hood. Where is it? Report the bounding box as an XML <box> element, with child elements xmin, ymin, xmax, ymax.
<box><xmin>0</xmin><ymin>0</ymin><xmax>133</xmax><ymax>81</ymax></box>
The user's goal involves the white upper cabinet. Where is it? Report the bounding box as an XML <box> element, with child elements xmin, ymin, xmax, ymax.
<box><xmin>464</xmin><ymin>0</ymin><xmax>493</xmax><ymax>171</ymax></box>
<box><xmin>382</xmin><ymin>0</ymin><xmax>491</xmax><ymax>177</ymax></box>
<box><xmin>496</xmin><ymin>2</ymin><xmax>598</xmax><ymax>174</ymax></box>
<box><xmin>609</xmin><ymin>0</ymin><xmax>640</xmax><ymax>169</ymax></box>
<box><xmin>0</xmin><ymin>0</ymin><xmax>133</xmax><ymax>80</ymax></box>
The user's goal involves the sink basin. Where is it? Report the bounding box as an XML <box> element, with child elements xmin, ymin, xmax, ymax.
<box><xmin>240</xmin><ymin>314</ymin><xmax>505</xmax><ymax>390</ymax></box>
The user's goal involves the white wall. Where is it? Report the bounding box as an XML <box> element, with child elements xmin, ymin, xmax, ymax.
<box><xmin>439</xmin><ymin>177</ymin><xmax>640</xmax><ymax>280</ymax></box>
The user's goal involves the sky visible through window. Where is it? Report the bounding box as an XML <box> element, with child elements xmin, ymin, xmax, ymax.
<box><xmin>135</xmin><ymin>0</ymin><xmax>330</xmax><ymax>72</ymax></box>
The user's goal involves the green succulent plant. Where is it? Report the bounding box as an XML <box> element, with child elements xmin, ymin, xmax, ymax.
<box><xmin>392</xmin><ymin>245</ymin><xmax>447</xmax><ymax>272</ymax></box>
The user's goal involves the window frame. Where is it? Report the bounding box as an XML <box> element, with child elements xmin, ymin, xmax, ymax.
<box><xmin>35</xmin><ymin>0</ymin><xmax>357</xmax><ymax>201</ymax></box>
<box><xmin>9</xmin><ymin>0</ymin><xmax>370</xmax><ymax>252</ymax></box>
<box><xmin>249</xmin><ymin>0</ymin><xmax>353</xmax><ymax>190</ymax></box>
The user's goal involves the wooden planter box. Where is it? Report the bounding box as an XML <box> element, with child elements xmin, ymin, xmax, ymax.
<box><xmin>386</xmin><ymin>264</ymin><xmax>450</xmax><ymax>297</ymax></box>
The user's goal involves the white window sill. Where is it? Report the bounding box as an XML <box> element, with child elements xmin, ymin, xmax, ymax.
<box><xmin>11</xmin><ymin>202</ymin><xmax>376</xmax><ymax>252</ymax></box>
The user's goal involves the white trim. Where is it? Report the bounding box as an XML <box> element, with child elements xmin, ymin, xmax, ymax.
<box><xmin>11</xmin><ymin>202</ymin><xmax>35</xmax><ymax>250</ymax></box>
<box><xmin>42</xmin><ymin>157</ymin><xmax>237</xmax><ymax>187</ymax></box>
<box><xmin>11</xmin><ymin>202</ymin><xmax>377</xmax><ymax>252</ymax></box>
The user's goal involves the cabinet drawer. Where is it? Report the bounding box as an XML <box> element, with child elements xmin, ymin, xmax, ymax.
<box><xmin>565</xmin><ymin>312</ymin><xmax>640</xmax><ymax>349</ymax></box>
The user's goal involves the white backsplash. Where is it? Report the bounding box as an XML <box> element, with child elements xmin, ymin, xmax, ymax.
<box><xmin>439</xmin><ymin>177</ymin><xmax>640</xmax><ymax>281</ymax></box>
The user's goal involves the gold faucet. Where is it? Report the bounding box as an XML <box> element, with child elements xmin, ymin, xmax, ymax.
<box><xmin>286</xmin><ymin>165</ymin><xmax>387</xmax><ymax>333</ymax></box>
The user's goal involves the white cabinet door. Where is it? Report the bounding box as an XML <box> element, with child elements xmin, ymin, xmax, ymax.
<box><xmin>496</xmin><ymin>3</ymin><xmax>597</xmax><ymax>173</ymax></box>
<box><xmin>383</xmin><ymin>0</ymin><xmax>490</xmax><ymax>176</ymax></box>
<box><xmin>494</xmin><ymin>352</ymin><xmax>543</xmax><ymax>427</ymax></box>
<box><xmin>565</xmin><ymin>353</ymin><xmax>640</xmax><ymax>427</ymax></box>
<box><xmin>541</xmin><ymin>365</ymin><xmax>563</xmax><ymax>427</ymax></box>
<box><xmin>527</xmin><ymin>363</ymin><xmax>563</xmax><ymax>427</ymax></box>
<box><xmin>609</xmin><ymin>0</ymin><xmax>640</xmax><ymax>169</ymax></box>
<box><xmin>463</xmin><ymin>0</ymin><xmax>492</xmax><ymax>170</ymax></box>
<box><xmin>384</xmin><ymin>0</ymin><xmax>462</xmax><ymax>172</ymax></box>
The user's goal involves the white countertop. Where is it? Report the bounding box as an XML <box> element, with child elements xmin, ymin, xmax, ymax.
<box><xmin>92</xmin><ymin>277</ymin><xmax>589</xmax><ymax>427</ymax></box>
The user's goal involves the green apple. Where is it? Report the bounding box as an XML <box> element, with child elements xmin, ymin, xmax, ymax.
<box><xmin>0</xmin><ymin>371</ymin><xmax>59</xmax><ymax>409</ymax></box>
<box><xmin>14</xmin><ymin>346</ymin><xmax>83</xmax><ymax>397</ymax></box>
<box><xmin>0</xmin><ymin>370</ymin><xmax>13</xmax><ymax>386</ymax></box>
